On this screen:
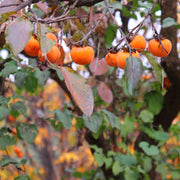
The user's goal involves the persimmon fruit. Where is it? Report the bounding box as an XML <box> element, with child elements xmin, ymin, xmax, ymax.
<box><xmin>14</xmin><ymin>146</ymin><xmax>24</xmax><ymax>158</ymax></box>
<box><xmin>17</xmin><ymin>152</ymin><xmax>24</xmax><ymax>158</ymax></box>
<box><xmin>148</xmin><ymin>38</ymin><xmax>172</xmax><ymax>57</ymax></box>
<box><xmin>116</xmin><ymin>51</ymin><xmax>140</xmax><ymax>69</ymax></box>
<box><xmin>24</xmin><ymin>36</ymin><xmax>40</xmax><ymax>57</ymax></box>
<box><xmin>106</xmin><ymin>51</ymin><xmax>140</xmax><ymax>69</ymax></box>
<box><xmin>105</xmin><ymin>52</ymin><xmax>119</xmax><ymax>66</ymax></box>
<box><xmin>38</xmin><ymin>45</ymin><xmax>61</xmax><ymax>64</ymax></box>
<box><xmin>46</xmin><ymin>32</ymin><xmax>58</xmax><ymax>46</ymax></box>
<box><xmin>11</xmin><ymin>128</ymin><xmax>17</xmax><ymax>135</ymax></box>
<box><xmin>129</xmin><ymin>35</ymin><xmax>146</xmax><ymax>52</ymax></box>
<box><xmin>14</xmin><ymin>147</ymin><xmax>21</xmax><ymax>154</ymax></box>
<box><xmin>9</xmin><ymin>115</ymin><xmax>17</xmax><ymax>122</ymax></box>
<box><xmin>70</xmin><ymin>46</ymin><xmax>94</xmax><ymax>65</ymax></box>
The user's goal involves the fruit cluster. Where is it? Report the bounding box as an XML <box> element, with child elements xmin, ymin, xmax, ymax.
<box><xmin>105</xmin><ymin>35</ymin><xmax>172</xmax><ymax>69</ymax></box>
<box><xmin>24</xmin><ymin>33</ymin><xmax>61</xmax><ymax>65</ymax></box>
<box><xmin>24</xmin><ymin>33</ymin><xmax>172</xmax><ymax>68</ymax></box>
<box><xmin>14</xmin><ymin>146</ymin><xmax>24</xmax><ymax>158</ymax></box>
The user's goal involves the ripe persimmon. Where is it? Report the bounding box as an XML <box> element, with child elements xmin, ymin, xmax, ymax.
<box><xmin>148</xmin><ymin>38</ymin><xmax>172</xmax><ymax>57</ymax></box>
<box><xmin>9</xmin><ymin>115</ymin><xmax>17</xmax><ymax>122</ymax></box>
<box><xmin>14</xmin><ymin>147</ymin><xmax>21</xmax><ymax>154</ymax></box>
<box><xmin>14</xmin><ymin>146</ymin><xmax>24</xmax><ymax>158</ymax></box>
<box><xmin>105</xmin><ymin>52</ymin><xmax>118</xmax><ymax>66</ymax></box>
<box><xmin>70</xmin><ymin>46</ymin><xmax>94</xmax><ymax>65</ymax></box>
<box><xmin>17</xmin><ymin>152</ymin><xmax>24</xmax><ymax>158</ymax></box>
<box><xmin>38</xmin><ymin>46</ymin><xmax>61</xmax><ymax>64</ymax></box>
<box><xmin>24</xmin><ymin>36</ymin><xmax>40</xmax><ymax>57</ymax></box>
<box><xmin>117</xmin><ymin>51</ymin><xmax>140</xmax><ymax>69</ymax></box>
<box><xmin>46</xmin><ymin>32</ymin><xmax>58</xmax><ymax>46</ymax></box>
<box><xmin>11</xmin><ymin>128</ymin><xmax>17</xmax><ymax>135</ymax></box>
<box><xmin>129</xmin><ymin>35</ymin><xmax>146</xmax><ymax>52</ymax></box>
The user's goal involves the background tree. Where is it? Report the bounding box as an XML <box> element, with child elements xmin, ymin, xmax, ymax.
<box><xmin>0</xmin><ymin>0</ymin><xmax>179</xmax><ymax>180</ymax></box>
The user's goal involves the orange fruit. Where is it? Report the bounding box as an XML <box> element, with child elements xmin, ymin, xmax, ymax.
<box><xmin>105</xmin><ymin>52</ymin><xmax>119</xmax><ymax>66</ymax></box>
<box><xmin>163</xmin><ymin>77</ymin><xmax>171</xmax><ymax>89</ymax></box>
<box><xmin>9</xmin><ymin>115</ymin><xmax>17</xmax><ymax>122</ymax></box>
<box><xmin>70</xmin><ymin>46</ymin><xmax>94</xmax><ymax>65</ymax></box>
<box><xmin>17</xmin><ymin>152</ymin><xmax>24</xmax><ymax>158</ymax></box>
<box><xmin>38</xmin><ymin>46</ymin><xmax>61</xmax><ymax>64</ymax></box>
<box><xmin>129</xmin><ymin>35</ymin><xmax>146</xmax><ymax>52</ymax></box>
<box><xmin>148</xmin><ymin>38</ymin><xmax>172</xmax><ymax>57</ymax></box>
<box><xmin>141</xmin><ymin>74</ymin><xmax>152</xmax><ymax>81</ymax></box>
<box><xmin>14</xmin><ymin>147</ymin><xmax>21</xmax><ymax>154</ymax></box>
<box><xmin>116</xmin><ymin>51</ymin><xmax>140</xmax><ymax>69</ymax></box>
<box><xmin>11</xmin><ymin>128</ymin><xmax>17</xmax><ymax>135</ymax></box>
<box><xmin>24</xmin><ymin>36</ymin><xmax>40</xmax><ymax>56</ymax></box>
<box><xmin>46</xmin><ymin>32</ymin><xmax>58</xmax><ymax>46</ymax></box>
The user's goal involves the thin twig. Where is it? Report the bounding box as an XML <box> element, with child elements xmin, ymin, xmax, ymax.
<box><xmin>71</xmin><ymin>10</ymin><xmax>108</xmax><ymax>45</ymax></box>
<box><xmin>0</xmin><ymin>3</ymin><xmax>19</xmax><ymax>8</ymax></box>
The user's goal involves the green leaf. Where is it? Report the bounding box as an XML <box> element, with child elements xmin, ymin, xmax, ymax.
<box><xmin>15</xmin><ymin>70</ymin><xmax>28</xmax><ymax>89</ymax></box>
<box><xmin>0</xmin><ymin>61</ymin><xmax>17</xmax><ymax>77</ymax></box>
<box><xmin>139</xmin><ymin>141</ymin><xmax>159</xmax><ymax>156</ymax></box>
<box><xmin>120</xmin><ymin>116</ymin><xmax>135</xmax><ymax>137</ymax></box>
<box><xmin>124</xmin><ymin>167</ymin><xmax>139</xmax><ymax>180</ymax></box>
<box><xmin>89</xmin><ymin>145</ymin><xmax>103</xmax><ymax>154</ymax></box>
<box><xmin>162</xmin><ymin>17</ymin><xmax>177</xmax><ymax>28</ymax></box>
<box><xmin>17</xmin><ymin>123</ymin><xmax>37</xmax><ymax>143</ymax></box>
<box><xmin>0</xmin><ymin>157</ymin><xmax>18</xmax><ymax>167</ymax></box>
<box><xmin>105</xmin><ymin>23</ymin><xmax>117</xmax><ymax>48</ymax></box>
<box><xmin>0</xmin><ymin>96</ymin><xmax>10</xmax><ymax>105</ymax></box>
<box><xmin>144</xmin><ymin>91</ymin><xmax>163</xmax><ymax>115</ymax></box>
<box><xmin>50</xmin><ymin>120</ymin><xmax>62</xmax><ymax>131</ymax></box>
<box><xmin>0</xmin><ymin>128</ymin><xmax>7</xmax><ymax>136</ymax></box>
<box><xmin>11</xmin><ymin>101</ymin><xmax>27</xmax><ymax>116</ymax></box>
<box><xmin>24</xmin><ymin>72</ymin><xmax>38</xmax><ymax>93</ymax></box>
<box><xmin>14</xmin><ymin>175</ymin><xmax>30</xmax><ymax>180</ymax></box>
<box><xmin>143</xmin><ymin>51</ymin><xmax>163</xmax><ymax>83</ymax></box>
<box><xmin>138</xmin><ymin>1</ymin><xmax>153</xmax><ymax>9</ymax></box>
<box><xmin>104</xmin><ymin>157</ymin><xmax>113</xmax><ymax>169</ymax></box>
<box><xmin>73</xmin><ymin>172</ymin><xmax>83</xmax><ymax>178</ymax></box>
<box><xmin>125</xmin><ymin>57</ymin><xmax>143</xmax><ymax>95</ymax></box>
<box><xmin>61</xmin><ymin>67</ymin><xmax>94</xmax><ymax>116</ymax></box>
<box><xmin>115</xmin><ymin>154</ymin><xmax>137</xmax><ymax>166</ymax></box>
<box><xmin>75</xmin><ymin>117</ymin><xmax>85</xmax><ymax>130</ymax></box>
<box><xmin>84</xmin><ymin>113</ymin><xmax>102</xmax><ymax>133</ymax></box>
<box><xmin>94</xmin><ymin>152</ymin><xmax>104</xmax><ymax>167</ymax></box>
<box><xmin>5</xmin><ymin>19</ymin><xmax>33</xmax><ymax>56</ymax></box>
<box><xmin>34</xmin><ymin>68</ymin><xmax>50</xmax><ymax>86</ymax></box>
<box><xmin>54</xmin><ymin>109</ymin><xmax>73</xmax><ymax>129</ymax></box>
<box><xmin>101</xmin><ymin>109</ymin><xmax>118</xmax><ymax>128</ymax></box>
<box><xmin>20</xmin><ymin>158</ymin><xmax>28</xmax><ymax>165</ymax></box>
<box><xmin>0</xmin><ymin>105</ymin><xmax>11</xmax><ymax>120</ymax></box>
<box><xmin>156</xmin><ymin>164</ymin><xmax>167</xmax><ymax>180</ymax></box>
<box><xmin>50</xmin><ymin>66</ymin><xmax>64</xmax><ymax>80</ymax></box>
<box><xmin>142</xmin><ymin>156</ymin><xmax>152</xmax><ymax>172</ymax></box>
<box><xmin>171</xmin><ymin>170</ymin><xmax>180</xmax><ymax>179</ymax></box>
<box><xmin>0</xmin><ymin>135</ymin><xmax>15</xmax><ymax>150</ymax></box>
<box><xmin>152</xmin><ymin>131</ymin><xmax>170</xmax><ymax>143</ymax></box>
<box><xmin>139</xmin><ymin>110</ymin><xmax>153</xmax><ymax>123</ymax></box>
<box><xmin>112</xmin><ymin>161</ymin><xmax>123</xmax><ymax>176</ymax></box>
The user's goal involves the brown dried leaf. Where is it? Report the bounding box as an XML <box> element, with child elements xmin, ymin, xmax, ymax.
<box><xmin>90</xmin><ymin>58</ymin><xmax>109</xmax><ymax>76</ymax></box>
<box><xmin>61</xmin><ymin>67</ymin><xmax>94</xmax><ymax>116</ymax></box>
<box><xmin>97</xmin><ymin>82</ymin><xmax>113</xmax><ymax>104</ymax></box>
